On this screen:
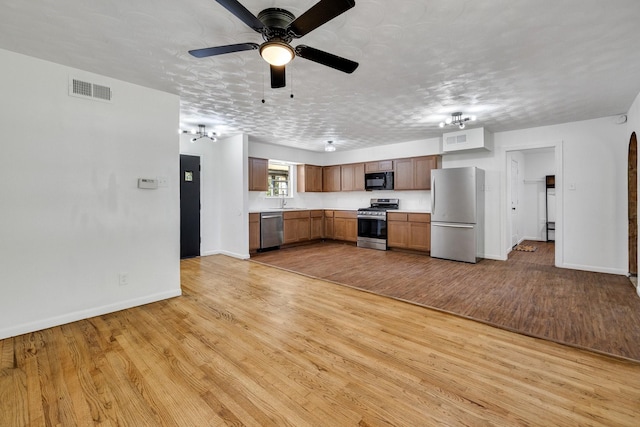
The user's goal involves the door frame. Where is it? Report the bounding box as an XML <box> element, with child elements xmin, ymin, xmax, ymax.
<box><xmin>501</xmin><ymin>141</ymin><xmax>563</xmax><ymax>266</ymax></box>
<box><xmin>629</xmin><ymin>132</ymin><xmax>638</xmax><ymax>276</ymax></box>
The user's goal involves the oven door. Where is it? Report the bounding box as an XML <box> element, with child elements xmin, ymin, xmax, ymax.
<box><xmin>357</xmin><ymin>216</ymin><xmax>387</xmax><ymax>240</ymax></box>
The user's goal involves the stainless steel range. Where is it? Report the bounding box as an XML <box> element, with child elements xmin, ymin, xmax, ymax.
<box><xmin>357</xmin><ymin>198</ymin><xmax>399</xmax><ymax>250</ymax></box>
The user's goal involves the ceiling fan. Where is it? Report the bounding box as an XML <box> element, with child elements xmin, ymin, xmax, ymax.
<box><xmin>189</xmin><ymin>0</ymin><xmax>359</xmax><ymax>89</ymax></box>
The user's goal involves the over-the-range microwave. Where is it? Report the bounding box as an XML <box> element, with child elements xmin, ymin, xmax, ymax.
<box><xmin>365</xmin><ymin>171</ymin><xmax>394</xmax><ymax>191</ymax></box>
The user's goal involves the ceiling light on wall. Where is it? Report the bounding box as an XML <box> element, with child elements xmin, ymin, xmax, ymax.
<box><xmin>439</xmin><ymin>112</ymin><xmax>477</xmax><ymax>129</ymax></box>
<box><xmin>260</xmin><ymin>40</ymin><xmax>295</xmax><ymax>66</ymax></box>
<box><xmin>182</xmin><ymin>124</ymin><xmax>217</xmax><ymax>142</ymax></box>
<box><xmin>325</xmin><ymin>141</ymin><xmax>336</xmax><ymax>152</ymax></box>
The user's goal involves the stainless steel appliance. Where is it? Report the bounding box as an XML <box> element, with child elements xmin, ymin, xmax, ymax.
<box><xmin>357</xmin><ymin>198</ymin><xmax>399</xmax><ymax>250</ymax></box>
<box><xmin>430</xmin><ymin>167</ymin><xmax>484</xmax><ymax>263</ymax></box>
<box><xmin>365</xmin><ymin>171</ymin><xmax>394</xmax><ymax>191</ymax></box>
<box><xmin>260</xmin><ymin>211</ymin><xmax>283</xmax><ymax>250</ymax></box>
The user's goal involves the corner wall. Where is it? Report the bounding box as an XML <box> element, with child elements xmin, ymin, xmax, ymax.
<box><xmin>0</xmin><ymin>49</ymin><xmax>181</xmax><ymax>339</ymax></box>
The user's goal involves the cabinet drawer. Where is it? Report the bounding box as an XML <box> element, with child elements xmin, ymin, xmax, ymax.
<box><xmin>249</xmin><ymin>212</ymin><xmax>260</xmax><ymax>223</ymax></box>
<box><xmin>408</xmin><ymin>213</ymin><xmax>430</xmax><ymax>223</ymax></box>
<box><xmin>387</xmin><ymin>212</ymin><xmax>408</xmax><ymax>222</ymax></box>
<box><xmin>334</xmin><ymin>210</ymin><xmax>357</xmax><ymax>219</ymax></box>
<box><xmin>310</xmin><ymin>210</ymin><xmax>324</xmax><ymax>218</ymax></box>
<box><xmin>283</xmin><ymin>211</ymin><xmax>310</xmax><ymax>220</ymax></box>
<box><xmin>324</xmin><ymin>210</ymin><xmax>334</xmax><ymax>217</ymax></box>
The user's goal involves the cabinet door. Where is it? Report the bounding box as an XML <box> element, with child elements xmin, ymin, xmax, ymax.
<box><xmin>248</xmin><ymin>158</ymin><xmax>268</xmax><ymax>191</ymax></box>
<box><xmin>310</xmin><ymin>166</ymin><xmax>323</xmax><ymax>192</ymax></box>
<box><xmin>353</xmin><ymin>163</ymin><xmax>365</xmax><ymax>191</ymax></box>
<box><xmin>408</xmin><ymin>222</ymin><xmax>430</xmax><ymax>251</ymax></box>
<box><xmin>283</xmin><ymin>218</ymin><xmax>298</xmax><ymax>244</ymax></box>
<box><xmin>297</xmin><ymin>218</ymin><xmax>310</xmax><ymax>241</ymax></box>
<box><xmin>388</xmin><ymin>221</ymin><xmax>409</xmax><ymax>248</ymax></box>
<box><xmin>249</xmin><ymin>213</ymin><xmax>260</xmax><ymax>251</ymax></box>
<box><xmin>324</xmin><ymin>215</ymin><xmax>334</xmax><ymax>239</ymax></box>
<box><xmin>334</xmin><ymin>217</ymin><xmax>347</xmax><ymax>240</ymax></box>
<box><xmin>323</xmin><ymin>166</ymin><xmax>341</xmax><ymax>192</ymax></box>
<box><xmin>341</xmin><ymin>165</ymin><xmax>355</xmax><ymax>191</ymax></box>
<box><xmin>394</xmin><ymin>158</ymin><xmax>414</xmax><ymax>190</ymax></box>
<box><xmin>297</xmin><ymin>165</ymin><xmax>324</xmax><ymax>192</ymax></box>
<box><xmin>413</xmin><ymin>156</ymin><xmax>438</xmax><ymax>190</ymax></box>
<box><xmin>345</xmin><ymin>218</ymin><xmax>358</xmax><ymax>242</ymax></box>
<box><xmin>310</xmin><ymin>216</ymin><xmax>323</xmax><ymax>239</ymax></box>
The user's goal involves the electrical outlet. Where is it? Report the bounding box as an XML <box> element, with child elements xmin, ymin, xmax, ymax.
<box><xmin>118</xmin><ymin>273</ymin><xmax>129</xmax><ymax>286</ymax></box>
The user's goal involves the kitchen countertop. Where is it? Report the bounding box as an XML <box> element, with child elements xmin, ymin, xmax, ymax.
<box><xmin>250</xmin><ymin>208</ymin><xmax>431</xmax><ymax>214</ymax></box>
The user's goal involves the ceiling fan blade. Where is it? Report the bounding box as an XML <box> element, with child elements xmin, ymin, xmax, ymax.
<box><xmin>295</xmin><ymin>45</ymin><xmax>358</xmax><ymax>73</ymax></box>
<box><xmin>214</xmin><ymin>0</ymin><xmax>265</xmax><ymax>32</ymax></box>
<box><xmin>189</xmin><ymin>43</ymin><xmax>259</xmax><ymax>58</ymax></box>
<box><xmin>271</xmin><ymin>65</ymin><xmax>286</xmax><ymax>88</ymax></box>
<box><xmin>288</xmin><ymin>0</ymin><xmax>355</xmax><ymax>37</ymax></box>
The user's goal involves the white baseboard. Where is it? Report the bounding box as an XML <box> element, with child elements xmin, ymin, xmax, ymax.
<box><xmin>200</xmin><ymin>250</ymin><xmax>249</xmax><ymax>260</ymax></box>
<box><xmin>0</xmin><ymin>289</ymin><xmax>182</xmax><ymax>340</ymax></box>
<box><xmin>559</xmin><ymin>262</ymin><xmax>627</xmax><ymax>276</ymax></box>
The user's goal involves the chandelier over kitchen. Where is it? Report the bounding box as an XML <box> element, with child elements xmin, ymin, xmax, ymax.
<box><xmin>439</xmin><ymin>112</ymin><xmax>477</xmax><ymax>129</ymax></box>
<box><xmin>182</xmin><ymin>124</ymin><xmax>217</xmax><ymax>142</ymax></box>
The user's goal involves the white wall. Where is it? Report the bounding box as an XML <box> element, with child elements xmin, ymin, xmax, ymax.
<box><xmin>0</xmin><ymin>49</ymin><xmax>181</xmax><ymax>339</ymax></box>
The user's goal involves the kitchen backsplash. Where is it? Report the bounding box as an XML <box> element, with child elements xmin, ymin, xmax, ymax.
<box><xmin>248</xmin><ymin>190</ymin><xmax>432</xmax><ymax>212</ymax></box>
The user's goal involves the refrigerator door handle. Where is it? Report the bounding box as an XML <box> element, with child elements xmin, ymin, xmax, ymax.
<box><xmin>433</xmin><ymin>223</ymin><xmax>474</xmax><ymax>229</ymax></box>
<box><xmin>432</xmin><ymin>176</ymin><xmax>436</xmax><ymax>214</ymax></box>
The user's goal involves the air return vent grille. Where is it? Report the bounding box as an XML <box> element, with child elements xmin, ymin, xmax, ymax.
<box><xmin>69</xmin><ymin>77</ymin><xmax>112</xmax><ymax>102</ymax></box>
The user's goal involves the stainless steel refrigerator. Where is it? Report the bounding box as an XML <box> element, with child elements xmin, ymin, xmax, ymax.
<box><xmin>430</xmin><ymin>167</ymin><xmax>484</xmax><ymax>263</ymax></box>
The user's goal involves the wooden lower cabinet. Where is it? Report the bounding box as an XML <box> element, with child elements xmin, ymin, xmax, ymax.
<box><xmin>310</xmin><ymin>210</ymin><xmax>324</xmax><ymax>240</ymax></box>
<box><xmin>283</xmin><ymin>211</ymin><xmax>310</xmax><ymax>244</ymax></box>
<box><xmin>387</xmin><ymin>212</ymin><xmax>431</xmax><ymax>252</ymax></box>
<box><xmin>324</xmin><ymin>210</ymin><xmax>334</xmax><ymax>239</ymax></box>
<box><xmin>249</xmin><ymin>213</ymin><xmax>260</xmax><ymax>252</ymax></box>
<box><xmin>333</xmin><ymin>210</ymin><xmax>357</xmax><ymax>242</ymax></box>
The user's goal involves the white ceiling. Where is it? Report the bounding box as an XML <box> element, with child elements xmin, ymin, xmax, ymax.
<box><xmin>1</xmin><ymin>0</ymin><xmax>639</xmax><ymax>152</ymax></box>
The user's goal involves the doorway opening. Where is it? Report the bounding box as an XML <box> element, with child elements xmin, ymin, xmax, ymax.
<box><xmin>628</xmin><ymin>132</ymin><xmax>637</xmax><ymax>277</ymax></box>
<box><xmin>504</xmin><ymin>143</ymin><xmax>561</xmax><ymax>266</ymax></box>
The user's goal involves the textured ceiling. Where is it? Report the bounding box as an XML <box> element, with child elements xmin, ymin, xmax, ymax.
<box><xmin>1</xmin><ymin>0</ymin><xmax>639</xmax><ymax>151</ymax></box>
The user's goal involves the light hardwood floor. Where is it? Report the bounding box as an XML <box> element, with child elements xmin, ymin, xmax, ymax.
<box><xmin>1</xmin><ymin>255</ymin><xmax>639</xmax><ymax>426</ymax></box>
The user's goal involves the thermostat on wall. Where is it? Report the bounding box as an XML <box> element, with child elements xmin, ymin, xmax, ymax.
<box><xmin>138</xmin><ymin>178</ymin><xmax>158</xmax><ymax>189</ymax></box>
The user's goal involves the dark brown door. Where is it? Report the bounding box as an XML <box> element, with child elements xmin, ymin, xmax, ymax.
<box><xmin>180</xmin><ymin>155</ymin><xmax>200</xmax><ymax>259</ymax></box>
<box><xmin>629</xmin><ymin>133</ymin><xmax>637</xmax><ymax>276</ymax></box>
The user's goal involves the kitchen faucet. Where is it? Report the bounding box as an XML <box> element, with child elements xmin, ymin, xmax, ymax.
<box><xmin>280</xmin><ymin>194</ymin><xmax>287</xmax><ymax>208</ymax></box>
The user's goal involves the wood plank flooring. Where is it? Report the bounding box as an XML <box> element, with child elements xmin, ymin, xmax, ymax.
<box><xmin>252</xmin><ymin>240</ymin><xmax>640</xmax><ymax>361</ymax></box>
<box><xmin>1</xmin><ymin>255</ymin><xmax>639</xmax><ymax>426</ymax></box>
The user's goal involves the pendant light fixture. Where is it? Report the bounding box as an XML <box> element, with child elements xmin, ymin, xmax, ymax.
<box><xmin>439</xmin><ymin>112</ymin><xmax>477</xmax><ymax>129</ymax></box>
<box><xmin>181</xmin><ymin>124</ymin><xmax>217</xmax><ymax>142</ymax></box>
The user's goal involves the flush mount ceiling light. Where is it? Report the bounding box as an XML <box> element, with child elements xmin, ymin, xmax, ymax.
<box><xmin>439</xmin><ymin>112</ymin><xmax>477</xmax><ymax>129</ymax></box>
<box><xmin>182</xmin><ymin>124</ymin><xmax>217</xmax><ymax>143</ymax></box>
<box><xmin>324</xmin><ymin>140</ymin><xmax>336</xmax><ymax>152</ymax></box>
<box><xmin>260</xmin><ymin>39</ymin><xmax>295</xmax><ymax>66</ymax></box>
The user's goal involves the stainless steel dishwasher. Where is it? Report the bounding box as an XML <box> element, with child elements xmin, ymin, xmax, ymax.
<box><xmin>260</xmin><ymin>211</ymin><xmax>284</xmax><ymax>250</ymax></box>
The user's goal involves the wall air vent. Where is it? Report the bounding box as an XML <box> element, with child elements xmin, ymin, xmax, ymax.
<box><xmin>69</xmin><ymin>77</ymin><xmax>112</xmax><ymax>102</ymax></box>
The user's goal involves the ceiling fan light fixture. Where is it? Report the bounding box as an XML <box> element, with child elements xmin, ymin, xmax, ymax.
<box><xmin>260</xmin><ymin>41</ymin><xmax>294</xmax><ymax>66</ymax></box>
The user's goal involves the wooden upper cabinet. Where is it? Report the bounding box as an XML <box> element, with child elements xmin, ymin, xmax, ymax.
<box><xmin>323</xmin><ymin>165</ymin><xmax>341</xmax><ymax>192</ymax></box>
<box><xmin>341</xmin><ymin>163</ymin><xmax>365</xmax><ymax>191</ymax></box>
<box><xmin>394</xmin><ymin>156</ymin><xmax>440</xmax><ymax>190</ymax></box>
<box><xmin>297</xmin><ymin>164</ymin><xmax>323</xmax><ymax>192</ymax></box>
<box><xmin>365</xmin><ymin>160</ymin><xmax>394</xmax><ymax>173</ymax></box>
<box><xmin>248</xmin><ymin>157</ymin><xmax>268</xmax><ymax>191</ymax></box>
